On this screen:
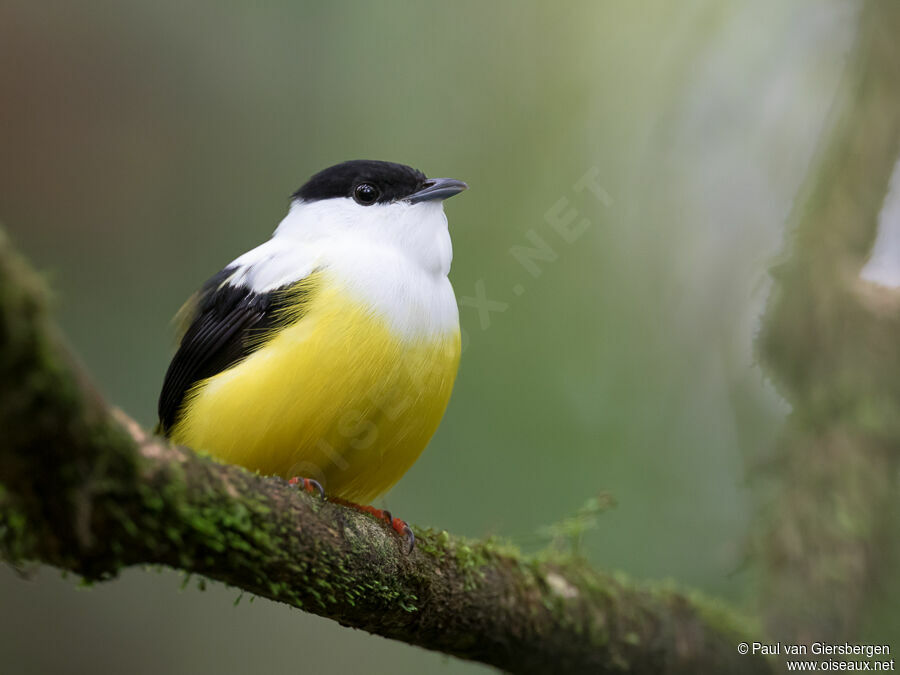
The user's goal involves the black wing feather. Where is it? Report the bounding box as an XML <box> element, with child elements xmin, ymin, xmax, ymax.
<box><xmin>157</xmin><ymin>268</ymin><xmax>306</xmax><ymax>435</ymax></box>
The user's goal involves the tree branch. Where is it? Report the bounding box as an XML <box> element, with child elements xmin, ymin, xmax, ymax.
<box><xmin>756</xmin><ymin>0</ymin><xmax>900</xmax><ymax>644</ymax></box>
<box><xmin>0</xmin><ymin>229</ymin><xmax>770</xmax><ymax>674</ymax></box>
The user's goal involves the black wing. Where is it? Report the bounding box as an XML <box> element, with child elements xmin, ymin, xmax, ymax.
<box><xmin>157</xmin><ymin>268</ymin><xmax>309</xmax><ymax>435</ymax></box>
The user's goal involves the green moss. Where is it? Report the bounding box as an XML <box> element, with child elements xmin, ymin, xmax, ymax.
<box><xmin>660</xmin><ymin>582</ymin><xmax>763</xmax><ymax>643</ymax></box>
<box><xmin>150</xmin><ymin>478</ymin><xmax>424</xmax><ymax>613</ymax></box>
<box><xmin>414</xmin><ymin>527</ymin><xmax>450</xmax><ymax>560</ymax></box>
<box><xmin>0</xmin><ymin>495</ymin><xmax>34</xmax><ymax>564</ymax></box>
<box><xmin>534</xmin><ymin>493</ymin><xmax>617</xmax><ymax>557</ymax></box>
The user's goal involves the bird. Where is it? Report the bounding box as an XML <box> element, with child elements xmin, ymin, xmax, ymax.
<box><xmin>156</xmin><ymin>160</ymin><xmax>466</xmax><ymax>551</ymax></box>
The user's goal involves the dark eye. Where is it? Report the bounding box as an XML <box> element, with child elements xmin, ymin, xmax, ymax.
<box><xmin>353</xmin><ymin>183</ymin><xmax>379</xmax><ymax>205</ymax></box>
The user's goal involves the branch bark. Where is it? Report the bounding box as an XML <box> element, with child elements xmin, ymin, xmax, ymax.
<box><xmin>756</xmin><ymin>0</ymin><xmax>900</xmax><ymax>644</ymax></box>
<box><xmin>0</xmin><ymin>229</ymin><xmax>769</xmax><ymax>674</ymax></box>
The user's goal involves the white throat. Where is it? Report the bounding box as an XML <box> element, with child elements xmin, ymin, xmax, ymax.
<box><xmin>276</xmin><ymin>198</ymin><xmax>453</xmax><ymax>276</ymax></box>
<box><xmin>226</xmin><ymin>197</ymin><xmax>459</xmax><ymax>339</ymax></box>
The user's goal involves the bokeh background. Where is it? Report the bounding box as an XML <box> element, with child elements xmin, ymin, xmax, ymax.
<box><xmin>2</xmin><ymin>1</ymin><xmax>897</xmax><ymax>673</ymax></box>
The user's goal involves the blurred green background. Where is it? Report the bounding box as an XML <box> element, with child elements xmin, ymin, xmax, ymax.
<box><xmin>0</xmin><ymin>1</ymin><xmax>881</xmax><ymax>673</ymax></box>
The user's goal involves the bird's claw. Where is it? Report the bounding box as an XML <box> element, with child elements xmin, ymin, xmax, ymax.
<box><xmin>384</xmin><ymin>514</ymin><xmax>414</xmax><ymax>554</ymax></box>
<box><xmin>311</xmin><ymin>497</ymin><xmax>415</xmax><ymax>554</ymax></box>
<box><xmin>288</xmin><ymin>476</ymin><xmax>325</xmax><ymax>499</ymax></box>
<box><xmin>399</xmin><ymin>523</ymin><xmax>415</xmax><ymax>555</ymax></box>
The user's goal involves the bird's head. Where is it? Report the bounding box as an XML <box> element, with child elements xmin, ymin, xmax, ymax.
<box><xmin>277</xmin><ymin>160</ymin><xmax>467</xmax><ymax>274</ymax></box>
<box><xmin>293</xmin><ymin>159</ymin><xmax>467</xmax><ymax>208</ymax></box>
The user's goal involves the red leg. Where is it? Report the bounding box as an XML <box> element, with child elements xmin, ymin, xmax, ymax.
<box><xmin>286</xmin><ymin>479</ymin><xmax>414</xmax><ymax>553</ymax></box>
<box><xmin>331</xmin><ymin>498</ymin><xmax>415</xmax><ymax>554</ymax></box>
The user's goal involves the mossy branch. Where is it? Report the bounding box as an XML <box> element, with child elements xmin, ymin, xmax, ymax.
<box><xmin>0</xmin><ymin>230</ymin><xmax>769</xmax><ymax>674</ymax></box>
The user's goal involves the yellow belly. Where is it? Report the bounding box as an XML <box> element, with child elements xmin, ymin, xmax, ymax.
<box><xmin>170</xmin><ymin>281</ymin><xmax>460</xmax><ymax>503</ymax></box>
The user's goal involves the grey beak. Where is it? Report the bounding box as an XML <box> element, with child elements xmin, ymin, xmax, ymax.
<box><xmin>405</xmin><ymin>178</ymin><xmax>468</xmax><ymax>204</ymax></box>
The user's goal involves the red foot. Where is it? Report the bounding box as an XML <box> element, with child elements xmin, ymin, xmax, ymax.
<box><xmin>332</xmin><ymin>499</ymin><xmax>415</xmax><ymax>554</ymax></box>
<box><xmin>287</xmin><ymin>476</ymin><xmax>325</xmax><ymax>499</ymax></box>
